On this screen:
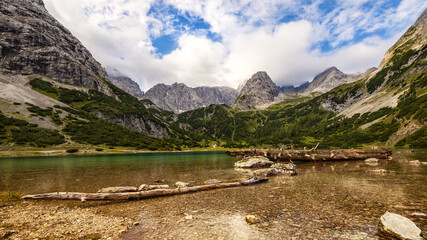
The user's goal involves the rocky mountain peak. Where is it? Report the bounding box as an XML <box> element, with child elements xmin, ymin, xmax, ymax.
<box><xmin>234</xmin><ymin>71</ymin><xmax>280</xmax><ymax>109</ymax></box>
<box><xmin>303</xmin><ymin>66</ymin><xmax>374</xmax><ymax>94</ymax></box>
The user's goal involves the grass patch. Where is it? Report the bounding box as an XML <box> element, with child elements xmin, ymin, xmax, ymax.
<box><xmin>0</xmin><ymin>191</ymin><xmax>23</xmax><ymax>204</ymax></box>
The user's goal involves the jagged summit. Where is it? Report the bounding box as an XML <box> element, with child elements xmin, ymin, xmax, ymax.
<box><xmin>234</xmin><ymin>71</ymin><xmax>280</xmax><ymax>109</ymax></box>
<box><xmin>143</xmin><ymin>82</ymin><xmax>238</xmax><ymax>113</ymax></box>
<box><xmin>304</xmin><ymin>66</ymin><xmax>376</xmax><ymax>94</ymax></box>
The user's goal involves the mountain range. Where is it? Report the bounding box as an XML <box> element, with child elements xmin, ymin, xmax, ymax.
<box><xmin>0</xmin><ymin>0</ymin><xmax>425</xmax><ymax>150</ymax></box>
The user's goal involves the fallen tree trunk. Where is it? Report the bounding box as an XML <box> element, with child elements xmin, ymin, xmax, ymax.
<box><xmin>227</xmin><ymin>149</ymin><xmax>392</xmax><ymax>162</ymax></box>
<box><xmin>22</xmin><ymin>177</ymin><xmax>268</xmax><ymax>201</ymax></box>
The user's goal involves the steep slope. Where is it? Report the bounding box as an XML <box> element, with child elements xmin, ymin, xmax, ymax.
<box><xmin>106</xmin><ymin>68</ymin><xmax>144</xmax><ymax>99</ymax></box>
<box><xmin>143</xmin><ymin>83</ymin><xmax>238</xmax><ymax>113</ymax></box>
<box><xmin>234</xmin><ymin>71</ymin><xmax>280</xmax><ymax>109</ymax></box>
<box><xmin>304</xmin><ymin>67</ymin><xmax>376</xmax><ymax>94</ymax></box>
<box><xmin>0</xmin><ymin>0</ymin><xmax>112</xmax><ymax>96</ymax></box>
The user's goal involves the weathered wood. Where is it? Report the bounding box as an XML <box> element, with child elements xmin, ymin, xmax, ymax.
<box><xmin>227</xmin><ymin>149</ymin><xmax>392</xmax><ymax>162</ymax></box>
<box><xmin>21</xmin><ymin>177</ymin><xmax>268</xmax><ymax>201</ymax></box>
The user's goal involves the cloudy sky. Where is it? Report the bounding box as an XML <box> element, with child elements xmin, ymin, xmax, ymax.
<box><xmin>43</xmin><ymin>0</ymin><xmax>427</xmax><ymax>91</ymax></box>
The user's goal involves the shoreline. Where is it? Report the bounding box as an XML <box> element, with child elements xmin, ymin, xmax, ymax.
<box><xmin>0</xmin><ymin>146</ymin><xmax>417</xmax><ymax>159</ymax></box>
<box><xmin>0</xmin><ymin>146</ymin><xmax>240</xmax><ymax>159</ymax></box>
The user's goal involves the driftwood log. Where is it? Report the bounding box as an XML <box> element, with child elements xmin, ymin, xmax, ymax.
<box><xmin>22</xmin><ymin>177</ymin><xmax>268</xmax><ymax>201</ymax></box>
<box><xmin>227</xmin><ymin>149</ymin><xmax>392</xmax><ymax>162</ymax></box>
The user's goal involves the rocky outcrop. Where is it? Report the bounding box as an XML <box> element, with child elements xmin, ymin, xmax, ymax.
<box><xmin>143</xmin><ymin>82</ymin><xmax>238</xmax><ymax>113</ymax></box>
<box><xmin>106</xmin><ymin>68</ymin><xmax>144</xmax><ymax>99</ymax></box>
<box><xmin>0</xmin><ymin>0</ymin><xmax>114</xmax><ymax>96</ymax></box>
<box><xmin>95</xmin><ymin>112</ymin><xmax>170</xmax><ymax>138</ymax></box>
<box><xmin>303</xmin><ymin>67</ymin><xmax>376</xmax><ymax>94</ymax></box>
<box><xmin>234</xmin><ymin>71</ymin><xmax>280</xmax><ymax>109</ymax></box>
<box><xmin>378</xmin><ymin>212</ymin><xmax>422</xmax><ymax>240</ymax></box>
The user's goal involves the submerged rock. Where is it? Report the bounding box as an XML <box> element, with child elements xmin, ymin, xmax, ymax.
<box><xmin>378</xmin><ymin>212</ymin><xmax>422</xmax><ymax>240</ymax></box>
<box><xmin>409</xmin><ymin>160</ymin><xmax>421</xmax><ymax>166</ymax></box>
<box><xmin>175</xmin><ymin>181</ymin><xmax>191</xmax><ymax>188</ymax></box>
<box><xmin>253</xmin><ymin>168</ymin><xmax>296</xmax><ymax>177</ymax></box>
<box><xmin>366</xmin><ymin>169</ymin><xmax>396</xmax><ymax>174</ymax></box>
<box><xmin>204</xmin><ymin>179</ymin><xmax>222</xmax><ymax>185</ymax></box>
<box><xmin>138</xmin><ymin>184</ymin><xmax>169</xmax><ymax>191</ymax></box>
<box><xmin>97</xmin><ymin>186</ymin><xmax>138</xmax><ymax>193</ymax></box>
<box><xmin>271</xmin><ymin>163</ymin><xmax>296</xmax><ymax>171</ymax></box>
<box><xmin>234</xmin><ymin>156</ymin><xmax>273</xmax><ymax>168</ymax></box>
<box><xmin>245</xmin><ymin>215</ymin><xmax>260</xmax><ymax>224</ymax></box>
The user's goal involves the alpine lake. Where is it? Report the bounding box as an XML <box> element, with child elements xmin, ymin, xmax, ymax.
<box><xmin>0</xmin><ymin>150</ymin><xmax>426</xmax><ymax>239</ymax></box>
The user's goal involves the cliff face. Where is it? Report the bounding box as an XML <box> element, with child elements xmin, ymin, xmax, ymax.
<box><xmin>143</xmin><ymin>83</ymin><xmax>238</xmax><ymax>113</ymax></box>
<box><xmin>0</xmin><ymin>0</ymin><xmax>113</xmax><ymax>96</ymax></box>
<box><xmin>234</xmin><ymin>71</ymin><xmax>280</xmax><ymax>109</ymax></box>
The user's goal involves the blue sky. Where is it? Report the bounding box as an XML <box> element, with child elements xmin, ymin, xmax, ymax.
<box><xmin>44</xmin><ymin>0</ymin><xmax>427</xmax><ymax>90</ymax></box>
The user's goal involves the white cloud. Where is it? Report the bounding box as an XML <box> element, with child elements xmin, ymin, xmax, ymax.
<box><xmin>43</xmin><ymin>0</ymin><xmax>427</xmax><ymax>91</ymax></box>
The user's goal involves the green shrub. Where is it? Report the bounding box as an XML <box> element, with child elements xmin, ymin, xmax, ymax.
<box><xmin>66</xmin><ymin>149</ymin><xmax>79</xmax><ymax>153</ymax></box>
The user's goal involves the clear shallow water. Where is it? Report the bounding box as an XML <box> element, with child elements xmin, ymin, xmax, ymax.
<box><xmin>1</xmin><ymin>150</ymin><xmax>426</xmax><ymax>239</ymax></box>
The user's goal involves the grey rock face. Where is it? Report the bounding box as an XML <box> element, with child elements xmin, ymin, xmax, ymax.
<box><xmin>94</xmin><ymin>112</ymin><xmax>170</xmax><ymax>138</ymax></box>
<box><xmin>280</xmin><ymin>81</ymin><xmax>309</xmax><ymax>94</ymax></box>
<box><xmin>234</xmin><ymin>71</ymin><xmax>280</xmax><ymax>109</ymax></box>
<box><xmin>143</xmin><ymin>82</ymin><xmax>238</xmax><ymax>113</ymax></box>
<box><xmin>106</xmin><ymin>67</ymin><xmax>144</xmax><ymax>99</ymax></box>
<box><xmin>0</xmin><ymin>0</ymin><xmax>113</xmax><ymax>96</ymax></box>
<box><xmin>304</xmin><ymin>67</ymin><xmax>376</xmax><ymax>94</ymax></box>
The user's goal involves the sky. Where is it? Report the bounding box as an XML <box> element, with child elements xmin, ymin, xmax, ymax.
<box><xmin>43</xmin><ymin>0</ymin><xmax>427</xmax><ymax>91</ymax></box>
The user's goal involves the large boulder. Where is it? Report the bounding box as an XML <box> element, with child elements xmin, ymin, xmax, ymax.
<box><xmin>378</xmin><ymin>212</ymin><xmax>422</xmax><ymax>240</ymax></box>
<box><xmin>234</xmin><ymin>156</ymin><xmax>274</xmax><ymax>168</ymax></box>
<box><xmin>97</xmin><ymin>186</ymin><xmax>138</xmax><ymax>193</ymax></box>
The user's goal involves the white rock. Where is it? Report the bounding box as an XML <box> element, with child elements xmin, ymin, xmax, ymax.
<box><xmin>409</xmin><ymin>160</ymin><xmax>421</xmax><ymax>166</ymax></box>
<box><xmin>245</xmin><ymin>215</ymin><xmax>260</xmax><ymax>224</ymax></box>
<box><xmin>175</xmin><ymin>181</ymin><xmax>191</xmax><ymax>188</ymax></box>
<box><xmin>203</xmin><ymin>179</ymin><xmax>222</xmax><ymax>185</ymax></box>
<box><xmin>97</xmin><ymin>186</ymin><xmax>137</xmax><ymax>193</ymax></box>
<box><xmin>138</xmin><ymin>184</ymin><xmax>169</xmax><ymax>191</ymax></box>
<box><xmin>234</xmin><ymin>156</ymin><xmax>273</xmax><ymax>168</ymax></box>
<box><xmin>365</xmin><ymin>158</ymin><xmax>379</xmax><ymax>163</ymax></box>
<box><xmin>378</xmin><ymin>212</ymin><xmax>422</xmax><ymax>240</ymax></box>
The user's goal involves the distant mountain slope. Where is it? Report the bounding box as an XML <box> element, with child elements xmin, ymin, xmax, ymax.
<box><xmin>143</xmin><ymin>83</ymin><xmax>238</xmax><ymax>113</ymax></box>
<box><xmin>0</xmin><ymin>0</ymin><xmax>113</xmax><ymax>96</ymax></box>
<box><xmin>304</xmin><ymin>67</ymin><xmax>376</xmax><ymax>94</ymax></box>
<box><xmin>106</xmin><ymin>68</ymin><xmax>144</xmax><ymax>99</ymax></box>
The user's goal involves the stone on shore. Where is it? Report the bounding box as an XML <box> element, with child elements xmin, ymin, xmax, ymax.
<box><xmin>204</xmin><ymin>179</ymin><xmax>222</xmax><ymax>185</ymax></box>
<box><xmin>409</xmin><ymin>160</ymin><xmax>421</xmax><ymax>166</ymax></box>
<box><xmin>365</xmin><ymin>158</ymin><xmax>379</xmax><ymax>163</ymax></box>
<box><xmin>245</xmin><ymin>215</ymin><xmax>260</xmax><ymax>224</ymax></box>
<box><xmin>175</xmin><ymin>181</ymin><xmax>191</xmax><ymax>188</ymax></box>
<box><xmin>378</xmin><ymin>212</ymin><xmax>422</xmax><ymax>240</ymax></box>
<box><xmin>234</xmin><ymin>156</ymin><xmax>273</xmax><ymax>168</ymax></box>
<box><xmin>97</xmin><ymin>186</ymin><xmax>137</xmax><ymax>193</ymax></box>
<box><xmin>138</xmin><ymin>184</ymin><xmax>170</xmax><ymax>191</ymax></box>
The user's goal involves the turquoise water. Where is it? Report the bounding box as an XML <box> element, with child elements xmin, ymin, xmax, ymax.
<box><xmin>0</xmin><ymin>152</ymin><xmax>240</xmax><ymax>194</ymax></box>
